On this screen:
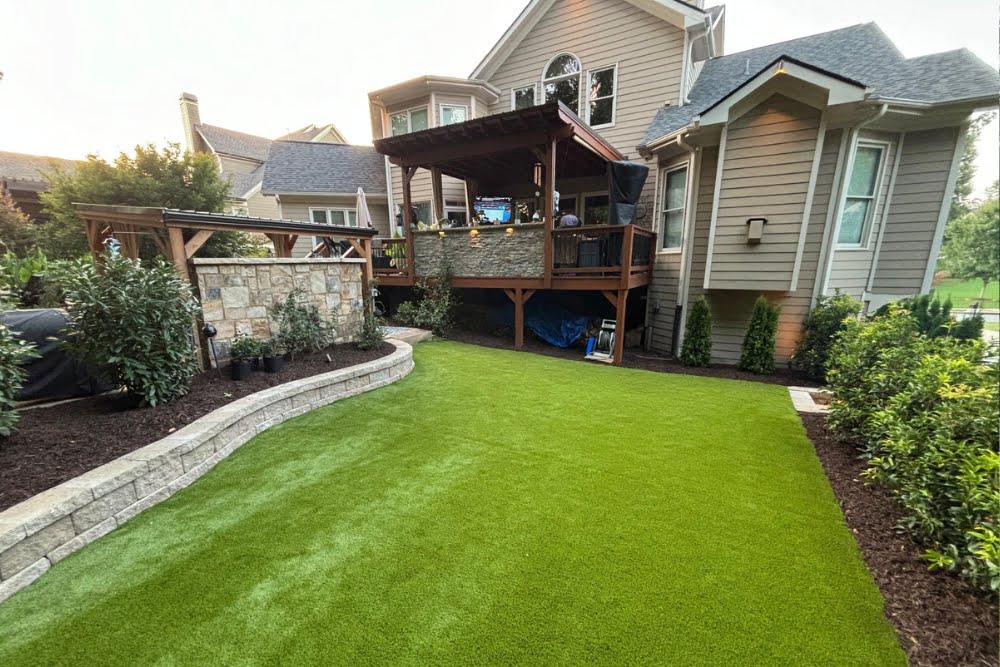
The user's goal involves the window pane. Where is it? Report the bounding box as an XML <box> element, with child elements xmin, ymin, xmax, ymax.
<box><xmin>442</xmin><ymin>106</ymin><xmax>466</xmax><ymax>125</ymax></box>
<box><xmin>662</xmin><ymin>211</ymin><xmax>684</xmax><ymax>249</ymax></box>
<box><xmin>410</xmin><ymin>108</ymin><xmax>428</xmax><ymax>132</ymax></box>
<box><xmin>838</xmin><ymin>198</ymin><xmax>870</xmax><ymax>244</ymax></box>
<box><xmin>347</xmin><ymin>211</ymin><xmax>358</xmax><ymax>227</ymax></box>
<box><xmin>414</xmin><ymin>202</ymin><xmax>432</xmax><ymax>224</ymax></box>
<box><xmin>590</xmin><ymin>68</ymin><xmax>614</xmax><ymax>98</ymax></box>
<box><xmin>514</xmin><ymin>87</ymin><xmax>535</xmax><ymax>110</ymax></box>
<box><xmin>559</xmin><ymin>197</ymin><xmax>577</xmax><ymax>215</ymax></box>
<box><xmin>545</xmin><ymin>54</ymin><xmax>580</xmax><ymax>79</ymax></box>
<box><xmin>545</xmin><ymin>78</ymin><xmax>579</xmax><ymax>110</ymax></box>
<box><xmin>589</xmin><ymin>98</ymin><xmax>613</xmax><ymax>126</ymax></box>
<box><xmin>390</xmin><ymin>113</ymin><xmax>408</xmax><ymax>137</ymax></box>
<box><xmin>311</xmin><ymin>209</ymin><xmax>327</xmax><ymax>224</ymax></box>
<box><xmin>584</xmin><ymin>195</ymin><xmax>609</xmax><ymax>225</ymax></box>
<box><xmin>665</xmin><ymin>168</ymin><xmax>687</xmax><ymax>209</ymax></box>
<box><xmin>848</xmin><ymin>146</ymin><xmax>881</xmax><ymax>197</ymax></box>
<box><xmin>328</xmin><ymin>210</ymin><xmax>346</xmax><ymax>226</ymax></box>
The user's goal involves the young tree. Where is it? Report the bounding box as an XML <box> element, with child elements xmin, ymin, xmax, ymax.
<box><xmin>38</xmin><ymin>143</ymin><xmax>261</xmax><ymax>259</ymax></box>
<box><xmin>680</xmin><ymin>298</ymin><xmax>712</xmax><ymax>367</ymax></box>
<box><xmin>0</xmin><ymin>191</ymin><xmax>36</xmax><ymax>256</ymax></box>
<box><xmin>739</xmin><ymin>296</ymin><xmax>781</xmax><ymax>375</ymax></box>
<box><xmin>940</xmin><ymin>190</ymin><xmax>1000</xmax><ymax>301</ymax></box>
<box><xmin>949</xmin><ymin>113</ymin><xmax>996</xmax><ymax>222</ymax></box>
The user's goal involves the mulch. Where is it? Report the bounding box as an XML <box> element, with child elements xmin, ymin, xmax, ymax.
<box><xmin>1</xmin><ymin>344</ymin><xmax>393</xmax><ymax>512</ymax></box>
<box><xmin>801</xmin><ymin>413</ymin><xmax>999</xmax><ymax>667</ymax></box>
<box><xmin>445</xmin><ymin>328</ymin><xmax>817</xmax><ymax>387</ymax></box>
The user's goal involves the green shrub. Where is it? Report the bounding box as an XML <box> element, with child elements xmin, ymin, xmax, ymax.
<box><xmin>680</xmin><ymin>298</ymin><xmax>712</xmax><ymax>367</ymax></box>
<box><xmin>271</xmin><ymin>287</ymin><xmax>331</xmax><ymax>359</ymax></box>
<box><xmin>876</xmin><ymin>293</ymin><xmax>982</xmax><ymax>340</ymax></box>
<box><xmin>229</xmin><ymin>334</ymin><xmax>261</xmax><ymax>362</ymax></box>
<box><xmin>866</xmin><ymin>346</ymin><xmax>998</xmax><ymax>591</ymax></box>
<box><xmin>395</xmin><ymin>271</ymin><xmax>454</xmax><ymax>336</ymax></box>
<box><xmin>0</xmin><ymin>324</ymin><xmax>38</xmax><ymax>437</ymax></box>
<box><xmin>738</xmin><ymin>296</ymin><xmax>780</xmax><ymax>374</ymax></box>
<box><xmin>356</xmin><ymin>291</ymin><xmax>386</xmax><ymax>351</ymax></box>
<box><xmin>63</xmin><ymin>254</ymin><xmax>200</xmax><ymax>406</ymax></box>
<box><xmin>794</xmin><ymin>292</ymin><xmax>862</xmax><ymax>382</ymax></box>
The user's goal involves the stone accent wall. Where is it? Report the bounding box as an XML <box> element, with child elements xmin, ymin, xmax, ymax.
<box><xmin>413</xmin><ymin>224</ymin><xmax>544</xmax><ymax>278</ymax></box>
<box><xmin>0</xmin><ymin>341</ymin><xmax>414</xmax><ymax>606</ymax></box>
<box><xmin>193</xmin><ymin>258</ymin><xmax>364</xmax><ymax>362</ymax></box>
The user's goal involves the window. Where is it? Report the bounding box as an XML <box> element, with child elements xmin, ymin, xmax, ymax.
<box><xmin>414</xmin><ymin>202</ymin><xmax>432</xmax><ymax>225</ymax></box>
<box><xmin>838</xmin><ymin>143</ymin><xmax>885</xmax><ymax>246</ymax></box>
<box><xmin>440</xmin><ymin>105</ymin><xmax>467</xmax><ymax>126</ymax></box>
<box><xmin>310</xmin><ymin>208</ymin><xmax>358</xmax><ymax>227</ymax></box>
<box><xmin>587</xmin><ymin>66</ymin><xmax>616</xmax><ymax>127</ymax></box>
<box><xmin>389</xmin><ymin>107</ymin><xmax>428</xmax><ymax>136</ymax></box>
<box><xmin>543</xmin><ymin>53</ymin><xmax>581</xmax><ymax>112</ymax></box>
<box><xmin>582</xmin><ymin>194</ymin><xmax>610</xmax><ymax>225</ymax></box>
<box><xmin>660</xmin><ymin>166</ymin><xmax>687</xmax><ymax>250</ymax></box>
<box><xmin>513</xmin><ymin>85</ymin><xmax>536</xmax><ymax>110</ymax></box>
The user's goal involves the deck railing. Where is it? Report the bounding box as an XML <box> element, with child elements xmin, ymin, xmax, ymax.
<box><xmin>550</xmin><ymin>225</ymin><xmax>655</xmax><ymax>280</ymax></box>
<box><xmin>371</xmin><ymin>238</ymin><xmax>409</xmax><ymax>277</ymax></box>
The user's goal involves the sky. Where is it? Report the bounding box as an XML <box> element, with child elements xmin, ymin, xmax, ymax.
<box><xmin>1</xmin><ymin>0</ymin><xmax>997</xmax><ymax>195</ymax></box>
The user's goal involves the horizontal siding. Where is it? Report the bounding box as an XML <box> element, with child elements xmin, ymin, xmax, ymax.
<box><xmin>708</xmin><ymin>94</ymin><xmax>821</xmax><ymax>290</ymax></box>
<box><xmin>280</xmin><ymin>195</ymin><xmax>391</xmax><ymax>257</ymax></box>
<box><xmin>648</xmin><ymin>253</ymin><xmax>681</xmax><ymax>353</ymax></box>
<box><xmin>218</xmin><ymin>155</ymin><xmax>262</xmax><ymax>176</ymax></box>
<box><xmin>246</xmin><ymin>190</ymin><xmax>279</xmax><ymax>220</ymax></box>
<box><xmin>872</xmin><ymin>127</ymin><xmax>959</xmax><ymax>294</ymax></box>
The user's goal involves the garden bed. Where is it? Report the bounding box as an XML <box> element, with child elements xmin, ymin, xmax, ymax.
<box><xmin>0</xmin><ymin>343</ymin><xmax>392</xmax><ymax>511</ymax></box>
<box><xmin>801</xmin><ymin>412</ymin><xmax>998</xmax><ymax>667</ymax></box>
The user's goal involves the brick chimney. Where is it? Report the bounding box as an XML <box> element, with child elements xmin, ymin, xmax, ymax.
<box><xmin>179</xmin><ymin>92</ymin><xmax>206</xmax><ymax>153</ymax></box>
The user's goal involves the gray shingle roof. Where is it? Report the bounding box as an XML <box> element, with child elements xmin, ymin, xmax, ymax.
<box><xmin>0</xmin><ymin>150</ymin><xmax>78</xmax><ymax>184</ymax></box>
<box><xmin>196</xmin><ymin>124</ymin><xmax>272</xmax><ymax>162</ymax></box>
<box><xmin>227</xmin><ymin>164</ymin><xmax>265</xmax><ymax>199</ymax></box>
<box><xmin>642</xmin><ymin>22</ymin><xmax>1000</xmax><ymax>146</ymax></box>
<box><xmin>262</xmin><ymin>141</ymin><xmax>387</xmax><ymax>195</ymax></box>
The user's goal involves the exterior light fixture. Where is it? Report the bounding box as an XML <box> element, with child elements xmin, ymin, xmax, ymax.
<box><xmin>775</xmin><ymin>60</ymin><xmax>787</xmax><ymax>75</ymax></box>
<box><xmin>469</xmin><ymin>229</ymin><xmax>479</xmax><ymax>237</ymax></box>
<box><xmin>533</xmin><ymin>162</ymin><xmax>543</xmax><ymax>188</ymax></box>
<box><xmin>438</xmin><ymin>231</ymin><xmax>446</xmax><ymax>238</ymax></box>
<box><xmin>201</xmin><ymin>323</ymin><xmax>222</xmax><ymax>378</ymax></box>
<box><xmin>505</xmin><ymin>227</ymin><xmax>514</xmax><ymax>235</ymax></box>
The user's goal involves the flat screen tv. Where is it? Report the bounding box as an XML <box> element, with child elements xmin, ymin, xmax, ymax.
<box><xmin>473</xmin><ymin>197</ymin><xmax>512</xmax><ymax>224</ymax></box>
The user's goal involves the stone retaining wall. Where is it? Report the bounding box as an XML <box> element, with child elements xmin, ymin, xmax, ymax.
<box><xmin>193</xmin><ymin>257</ymin><xmax>365</xmax><ymax>363</ymax></box>
<box><xmin>0</xmin><ymin>340</ymin><xmax>414</xmax><ymax>605</ymax></box>
<box><xmin>413</xmin><ymin>224</ymin><xmax>544</xmax><ymax>277</ymax></box>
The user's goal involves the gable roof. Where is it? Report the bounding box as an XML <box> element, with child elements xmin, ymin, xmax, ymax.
<box><xmin>227</xmin><ymin>164</ymin><xmax>266</xmax><ymax>200</ymax></box>
<box><xmin>196</xmin><ymin>124</ymin><xmax>273</xmax><ymax>162</ymax></box>
<box><xmin>0</xmin><ymin>150</ymin><xmax>78</xmax><ymax>185</ymax></box>
<box><xmin>262</xmin><ymin>141</ymin><xmax>387</xmax><ymax>196</ymax></box>
<box><xmin>276</xmin><ymin>123</ymin><xmax>347</xmax><ymax>143</ymax></box>
<box><xmin>471</xmin><ymin>0</ymin><xmax>705</xmax><ymax>80</ymax></box>
<box><xmin>641</xmin><ymin>22</ymin><xmax>1000</xmax><ymax>147</ymax></box>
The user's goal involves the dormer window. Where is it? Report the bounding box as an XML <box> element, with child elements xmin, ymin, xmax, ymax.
<box><xmin>389</xmin><ymin>107</ymin><xmax>428</xmax><ymax>136</ymax></box>
<box><xmin>543</xmin><ymin>53</ymin><xmax>581</xmax><ymax>113</ymax></box>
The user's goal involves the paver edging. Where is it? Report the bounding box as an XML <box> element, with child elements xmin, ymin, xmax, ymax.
<box><xmin>0</xmin><ymin>340</ymin><xmax>413</xmax><ymax>605</ymax></box>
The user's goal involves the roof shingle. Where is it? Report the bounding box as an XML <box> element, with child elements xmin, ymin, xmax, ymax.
<box><xmin>0</xmin><ymin>151</ymin><xmax>79</xmax><ymax>184</ymax></box>
<box><xmin>196</xmin><ymin>125</ymin><xmax>272</xmax><ymax>162</ymax></box>
<box><xmin>262</xmin><ymin>142</ymin><xmax>386</xmax><ymax>195</ymax></box>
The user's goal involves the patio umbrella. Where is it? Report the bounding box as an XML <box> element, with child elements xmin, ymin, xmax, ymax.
<box><xmin>356</xmin><ymin>187</ymin><xmax>374</xmax><ymax>229</ymax></box>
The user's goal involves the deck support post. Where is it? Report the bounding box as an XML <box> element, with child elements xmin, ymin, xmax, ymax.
<box><xmin>613</xmin><ymin>288</ymin><xmax>628</xmax><ymax>366</ymax></box>
<box><xmin>402</xmin><ymin>166</ymin><xmax>417</xmax><ymax>279</ymax></box>
<box><xmin>504</xmin><ymin>288</ymin><xmax>536</xmax><ymax>351</ymax></box>
<box><xmin>543</xmin><ymin>138</ymin><xmax>556</xmax><ymax>288</ymax></box>
<box><xmin>430</xmin><ymin>167</ymin><xmax>444</xmax><ymax>225</ymax></box>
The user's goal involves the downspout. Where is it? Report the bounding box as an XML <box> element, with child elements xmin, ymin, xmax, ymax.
<box><xmin>672</xmin><ymin>131</ymin><xmax>698</xmax><ymax>357</ymax></box>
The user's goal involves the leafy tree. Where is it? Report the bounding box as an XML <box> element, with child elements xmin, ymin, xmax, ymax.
<box><xmin>950</xmin><ymin>113</ymin><xmax>995</xmax><ymax>222</ymax></box>
<box><xmin>738</xmin><ymin>296</ymin><xmax>780</xmax><ymax>375</ymax></box>
<box><xmin>0</xmin><ymin>190</ymin><xmax>37</xmax><ymax>256</ymax></box>
<box><xmin>940</xmin><ymin>193</ymin><xmax>1000</xmax><ymax>302</ymax></box>
<box><xmin>38</xmin><ymin>143</ymin><xmax>259</xmax><ymax>259</ymax></box>
<box><xmin>680</xmin><ymin>298</ymin><xmax>712</xmax><ymax>367</ymax></box>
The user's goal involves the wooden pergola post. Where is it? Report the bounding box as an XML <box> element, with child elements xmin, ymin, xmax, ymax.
<box><xmin>543</xmin><ymin>138</ymin><xmax>556</xmax><ymax>288</ymax></box>
<box><xmin>402</xmin><ymin>166</ymin><xmax>416</xmax><ymax>278</ymax></box>
<box><xmin>465</xmin><ymin>179</ymin><xmax>478</xmax><ymax>225</ymax></box>
<box><xmin>167</xmin><ymin>228</ymin><xmax>190</xmax><ymax>281</ymax></box>
<box><xmin>430</xmin><ymin>167</ymin><xmax>444</xmax><ymax>225</ymax></box>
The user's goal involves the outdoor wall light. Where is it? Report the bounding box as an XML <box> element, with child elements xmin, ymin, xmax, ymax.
<box><xmin>469</xmin><ymin>229</ymin><xmax>479</xmax><ymax>237</ymax></box>
<box><xmin>202</xmin><ymin>323</ymin><xmax>222</xmax><ymax>378</ymax></box>
<box><xmin>505</xmin><ymin>227</ymin><xmax>514</xmax><ymax>235</ymax></box>
<box><xmin>438</xmin><ymin>231</ymin><xmax>446</xmax><ymax>238</ymax></box>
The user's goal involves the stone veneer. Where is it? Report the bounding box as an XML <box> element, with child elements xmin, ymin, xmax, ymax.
<box><xmin>0</xmin><ymin>340</ymin><xmax>414</xmax><ymax>606</ymax></box>
<box><xmin>193</xmin><ymin>257</ymin><xmax>365</xmax><ymax>362</ymax></box>
<box><xmin>413</xmin><ymin>224</ymin><xmax>544</xmax><ymax>278</ymax></box>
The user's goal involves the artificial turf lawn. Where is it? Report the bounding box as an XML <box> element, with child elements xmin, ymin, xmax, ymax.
<box><xmin>0</xmin><ymin>341</ymin><xmax>905</xmax><ymax>665</ymax></box>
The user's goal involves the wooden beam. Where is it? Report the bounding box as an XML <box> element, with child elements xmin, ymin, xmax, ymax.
<box><xmin>543</xmin><ymin>138</ymin><xmax>556</xmax><ymax>289</ymax></box>
<box><xmin>389</xmin><ymin>127</ymin><xmax>573</xmax><ymax>168</ymax></box>
<box><xmin>620</xmin><ymin>225</ymin><xmax>635</xmax><ymax>289</ymax></box>
<box><xmin>514</xmin><ymin>288</ymin><xmax>525</xmax><ymax>350</ymax></box>
<box><xmin>613</xmin><ymin>289</ymin><xmax>628</xmax><ymax>366</ymax></box>
<box><xmin>430</xmin><ymin>167</ymin><xmax>444</xmax><ymax>224</ymax></box>
<box><xmin>601</xmin><ymin>290</ymin><xmax>618</xmax><ymax>307</ymax></box>
<box><xmin>167</xmin><ymin>228</ymin><xmax>190</xmax><ymax>281</ymax></box>
<box><xmin>402</xmin><ymin>166</ymin><xmax>416</xmax><ymax>278</ymax></box>
<box><xmin>465</xmin><ymin>179</ymin><xmax>479</xmax><ymax>224</ymax></box>
<box><xmin>184</xmin><ymin>229</ymin><xmax>214</xmax><ymax>258</ymax></box>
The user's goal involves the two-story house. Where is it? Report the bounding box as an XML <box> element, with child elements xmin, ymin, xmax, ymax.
<box><xmin>366</xmin><ymin>0</ymin><xmax>998</xmax><ymax>366</ymax></box>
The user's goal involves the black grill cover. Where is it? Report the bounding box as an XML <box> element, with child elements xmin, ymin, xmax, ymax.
<box><xmin>607</xmin><ymin>160</ymin><xmax>649</xmax><ymax>225</ymax></box>
<box><xmin>1</xmin><ymin>309</ymin><xmax>111</xmax><ymax>401</ymax></box>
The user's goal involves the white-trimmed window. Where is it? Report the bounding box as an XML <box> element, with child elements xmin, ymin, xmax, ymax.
<box><xmin>543</xmin><ymin>53</ymin><xmax>581</xmax><ymax>112</ymax></box>
<box><xmin>513</xmin><ymin>85</ymin><xmax>536</xmax><ymax>110</ymax></box>
<box><xmin>660</xmin><ymin>165</ymin><xmax>687</xmax><ymax>250</ymax></box>
<box><xmin>838</xmin><ymin>143</ymin><xmax>885</xmax><ymax>246</ymax></box>
<box><xmin>389</xmin><ymin>107</ymin><xmax>428</xmax><ymax>136</ymax></box>
<box><xmin>587</xmin><ymin>65</ymin><xmax>616</xmax><ymax>128</ymax></box>
<box><xmin>440</xmin><ymin>105</ymin><xmax>467</xmax><ymax>126</ymax></box>
<box><xmin>310</xmin><ymin>208</ymin><xmax>358</xmax><ymax>227</ymax></box>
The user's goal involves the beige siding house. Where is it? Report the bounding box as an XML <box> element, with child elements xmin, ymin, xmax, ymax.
<box><xmin>364</xmin><ymin>0</ymin><xmax>996</xmax><ymax>366</ymax></box>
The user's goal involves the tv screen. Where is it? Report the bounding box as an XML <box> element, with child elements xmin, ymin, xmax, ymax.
<box><xmin>474</xmin><ymin>197</ymin><xmax>512</xmax><ymax>223</ymax></box>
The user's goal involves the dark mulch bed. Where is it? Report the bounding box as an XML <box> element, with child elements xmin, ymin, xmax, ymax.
<box><xmin>446</xmin><ymin>328</ymin><xmax>816</xmax><ymax>387</ymax></box>
<box><xmin>1</xmin><ymin>343</ymin><xmax>393</xmax><ymax>512</ymax></box>
<box><xmin>802</xmin><ymin>413</ymin><xmax>998</xmax><ymax>667</ymax></box>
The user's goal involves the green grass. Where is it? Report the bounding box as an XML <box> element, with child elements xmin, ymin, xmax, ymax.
<box><xmin>985</xmin><ymin>322</ymin><xmax>999</xmax><ymax>332</ymax></box>
<box><xmin>0</xmin><ymin>342</ymin><xmax>904</xmax><ymax>665</ymax></box>
<box><xmin>932</xmin><ymin>277</ymin><xmax>1000</xmax><ymax>309</ymax></box>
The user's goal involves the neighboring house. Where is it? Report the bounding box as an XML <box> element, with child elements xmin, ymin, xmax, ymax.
<box><xmin>0</xmin><ymin>151</ymin><xmax>79</xmax><ymax>221</ymax></box>
<box><xmin>261</xmin><ymin>141</ymin><xmax>389</xmax><ymax>256</ymax></box>
<box><xmin>367</xmin><ymin>0</ymin><xmax>999</xmax><ymax>365</ymax></box>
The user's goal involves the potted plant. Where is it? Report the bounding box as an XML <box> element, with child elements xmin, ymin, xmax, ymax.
<box><xmin>261</xmin><ymin>338</ymin><xmax>286</xmax><ymax>373</ymax></box>
<box><xmin>228</xmin><ymin>334</ymin><xmax>261</xmax><ymax>381</ymax></box>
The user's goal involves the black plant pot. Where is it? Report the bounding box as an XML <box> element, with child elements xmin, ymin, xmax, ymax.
<box><xmin>230</xmin><ymin>360</ymin><xmax>253</xmax><ymax>381</ymax></box>
<box><xmin>251</xmin><ymin>357</ymin><xmax>261</xmax><ymax>372</ymax></box>
<box><xmin>263</xmin><ymin>355</ymin><xmax>285</xmax><ymax>373</ymax></box>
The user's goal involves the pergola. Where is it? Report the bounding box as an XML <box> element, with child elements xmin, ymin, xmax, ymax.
<box><xmin>72</xmin><ymin>203</ymin><xmax>378</xmax><ymax>287</ymax></box>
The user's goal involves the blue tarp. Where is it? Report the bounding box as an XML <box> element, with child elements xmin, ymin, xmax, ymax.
<box><xmin>489</xmin><ymin>296</ymin><xmax>592</xmax><ymax>348</ymax></box>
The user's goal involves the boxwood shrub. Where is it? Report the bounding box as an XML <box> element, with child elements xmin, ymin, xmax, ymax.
<box><xmin>63</xmin><ymin>254</ymin><xmax>200</xmax><ymax>407</ymax></box>
<box><xmin>0</xmin><ymin>324</ymin><xmax>37</xmax><ymax>437</ymax></box>
<box><xmin>738</xmin><ymin>296</ymin><xmax>780</xmax><ymax>374</ymax></box>
<box><xmin>680</xmin><ymin>298</ymin><xmax>712</xmax><ymax>367</ymax></box>
<box><xmin>794</xmin><ymin>292</ymin><xmax>861</xmax><ymax>382</ymax></box>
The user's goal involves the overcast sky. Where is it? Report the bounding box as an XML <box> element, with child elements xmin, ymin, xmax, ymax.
<box><xmin>1</xmin><ymin>0</ymin><xmax>997</xmax><ymax>194</ymax></box>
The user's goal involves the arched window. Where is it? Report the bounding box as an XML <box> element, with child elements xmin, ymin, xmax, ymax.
<box><xmin>542</xmin><ymin>53</ymin><xmax>581</xmax><ymax>112</ymax></box>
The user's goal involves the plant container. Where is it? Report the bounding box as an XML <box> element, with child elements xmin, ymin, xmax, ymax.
<box><xmin>231</xmin><ymin>360</ymin><xmax>252</xmax><ymax>381</ymax></box>
<box><xmin>263</xmin><ymin>355</ymin><xmax>285</xmax><ymax>373</ymax></box>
